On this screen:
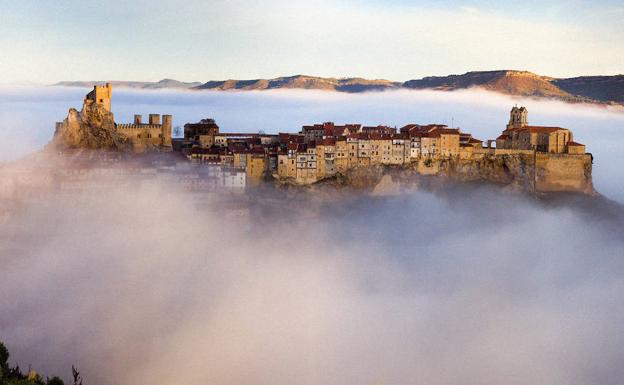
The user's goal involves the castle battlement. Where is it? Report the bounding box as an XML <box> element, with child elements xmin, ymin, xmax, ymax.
<box><xmin>116</xmin><ymin>124</ymin><xmax>165</xmax><ymax>129</ymax></box>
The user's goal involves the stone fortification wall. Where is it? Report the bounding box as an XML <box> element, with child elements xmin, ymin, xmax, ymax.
<box><xmin>116</xmin><ymin>124</ymin><xmax>165</xmax><ymax>130</ymax></box>
<box><xmin>534</xmin><ymin>153</ymin><xmax>593</xmax><ymax>194</ymax></box>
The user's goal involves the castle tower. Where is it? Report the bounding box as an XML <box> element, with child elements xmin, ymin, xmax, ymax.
<box><xmin>134</xmin><ymin>114</ymin><xmax>142</xmax><ymax>124</ymax></box>
<box><xmin>149</xmin><ymin>114</ymin><xmax>161</xmax><ymax>125</ymax></box>
<box><xmin>507</xmin><ymin>106</ymin><xmax>528</xmax><ymax>130</ymax></box>
<box><xmin>162</xmin><ymin>114</ymin><xmax>173</xmax><ymax>146</ymax></box>
<box><xmin>84</xmin><ymin>83</ymin><xmax>112</xmax><ymax>112</ymax></box>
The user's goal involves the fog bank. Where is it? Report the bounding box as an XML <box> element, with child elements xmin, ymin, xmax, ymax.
<box><xmin>1</xmin><ymin>180</ymin><xmax>624</xmax><ymax>385</ymax></box>
<box><xmin>1</xmin><ymin>87</ymin><xmax>624</xmax><ymax>385</ymax></box>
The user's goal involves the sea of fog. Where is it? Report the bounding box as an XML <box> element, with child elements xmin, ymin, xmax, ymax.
<box><xmin>1</xmin><ymin>86</ymin><xmax>623</xmax><ymax>202</ymax></box>
<box><xmin>1</xmin><ymin>87</ymin><xmax>624</xmax><ymax>385</ymax></box>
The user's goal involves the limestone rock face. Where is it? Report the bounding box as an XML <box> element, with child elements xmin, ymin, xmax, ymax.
<box><xmin>49</xmin><ymin>103</ymin><xmax>130</xmax><ymax>151</ymax></box>
<box><xmin>313</xmin><ymin>154</ymin><xmax>594</xmax><ymax>195</ymax></box>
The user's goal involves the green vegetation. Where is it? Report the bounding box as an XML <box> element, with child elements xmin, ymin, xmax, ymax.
<box><xmin>0</xmin><ymin>341</ymin><xmax>82</xmax><ymax>385</ymax></box>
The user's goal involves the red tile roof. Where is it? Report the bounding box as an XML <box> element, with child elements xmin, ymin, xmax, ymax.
<box><xmin>433</xmin><ymin>128</ymin><xmax>460</xmax><ymax>135</ymax></box>
<box><xmin>516</xmin><ymin>126</ymin><xmax>567</xmax><ymax>134</ymax></box>
<box><xmin>219</xmin><ymin>133</ymin><xmax>260</xmax><ymax>137</ymax></box>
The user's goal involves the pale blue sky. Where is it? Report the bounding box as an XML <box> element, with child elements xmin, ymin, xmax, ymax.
<box><xmin>0</xmin><ymin>0</ymin><xmax>622</xmax><ymax>83</ymax></box>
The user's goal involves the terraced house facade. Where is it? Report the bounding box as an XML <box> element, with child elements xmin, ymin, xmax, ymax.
<box><xmin>175</xmin><ymin>106</ymin><xmax>587</xmax><ymax>186</ymax></box>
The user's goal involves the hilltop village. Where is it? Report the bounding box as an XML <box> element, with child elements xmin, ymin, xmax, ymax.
<box><xmin>0</xmin><ymin>84</ymin><xmax>594</xmax><ymax>214</ymax></box>
<box><xmin>177</xmin><ymin>105</ymin><xmax>588</xmax><ymax>188</ymax></box>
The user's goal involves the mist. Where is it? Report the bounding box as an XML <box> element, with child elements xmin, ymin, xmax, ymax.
<box><xmin>2</xmin><ymin>178</ymin><xmax>624</xmax><ymax>385</ymax></box>
<box><xmin>1</xmin><ymin>87</ymin><xmax>624</xmax><ymax>385</ymax></box>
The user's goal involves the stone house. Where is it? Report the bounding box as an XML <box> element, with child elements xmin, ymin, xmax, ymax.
<box><xmin>335</xmin><ymin>137</ymin><xmax>349</xmax><ymax>173</ymax></box>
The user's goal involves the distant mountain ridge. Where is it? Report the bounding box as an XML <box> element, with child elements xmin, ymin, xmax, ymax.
<box><xmin>402</xmin><ymin>70</ymin><xmax>624</xmax><ymax>104</ymax></box>
<box><xmin>55</xmin><ymin>78</ymin><xmax>202</xmax><ymax>90</ymax></box>
<box><xmin>54</xmin><ymin>71</ymin><xmax>624</xmax><ymax>105</ymax></box>
<box><xmin>194</xmin><ymin>75</ymin><xmax>401</xmax><ymax>92</ymax></box>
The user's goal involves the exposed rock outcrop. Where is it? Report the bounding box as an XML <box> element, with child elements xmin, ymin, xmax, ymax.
<box><xmin>310</xmin><ymin>153</ymin><xmax>595</xmax><ymax>196</ymax></box>
<box><xmin>48</xmin><ymin>102</ymin><xmax>130</xmax><ymax>152</ymax></box>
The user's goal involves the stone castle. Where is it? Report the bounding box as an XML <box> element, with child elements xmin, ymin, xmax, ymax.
<box><xmin>52</xmin><ymin>83</ymin><xmax>172</xmax><ymax>153</ymax></box>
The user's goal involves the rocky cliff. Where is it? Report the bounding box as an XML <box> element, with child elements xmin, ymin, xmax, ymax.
<box><xmin>48</xmin><ymin>102</ymin><xmax>130</xmax><ymax>151</ymax></box>
<box><xmin>314</xmin><ymin>154</ymin><xmax>595</xmax><ymax>196</ymax></box>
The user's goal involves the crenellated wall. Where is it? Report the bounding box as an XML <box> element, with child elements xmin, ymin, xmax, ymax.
<box><xmin>115</xmin><ymin>113</ymin><xmax>172</xmax><ymax>153</ymax></box>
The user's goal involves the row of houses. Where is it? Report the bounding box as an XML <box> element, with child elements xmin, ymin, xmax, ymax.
<box><xmin>176</xmin><ymin>106</ymin><xmax>587</xmax><ymax>185</ymax></box>
<box><xmin>178</xmin><ymin>120</ymin><xmax>484</xmax><ymax>185</ymax></box>
<box><xmin>276</xmin><ymin>124</ymin><xmax>485</xmax><ymax>184</ymax></box>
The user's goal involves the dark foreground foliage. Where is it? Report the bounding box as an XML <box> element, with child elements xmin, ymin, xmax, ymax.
<box><xmin>0</xmin><ymin>342</ymin><xmax>82</xmax><ymax>385</ymax></box>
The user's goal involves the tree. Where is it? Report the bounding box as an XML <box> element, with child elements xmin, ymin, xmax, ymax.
<box><xmin>0</xmin><ymin>341</ymin><xmax>9</xmax><ymax>379</ymax></box>
<box><xmin>46</xmin><ymin>376</ymin><xmax>65</xmax><ymax>385</ymax></box>
<box><xmin>71</xmin><ymin>366</ymin><xmax>82</xmax><ymax>385</ymax></box>
<box><xmin>0</xmin><ymin>342</ymin><xmax>80</xmax><ymax>385</ymax></box>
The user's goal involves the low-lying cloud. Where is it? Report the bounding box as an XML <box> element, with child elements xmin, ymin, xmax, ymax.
<box><xmin>1</xmin><ymin>179</ymin><xmax>624</xmax><ymax>385</ymax></box>
<box><xmin>1</xmin><ymin>87</ymin><xmax>624</xmax><ymax>385</ymax></box>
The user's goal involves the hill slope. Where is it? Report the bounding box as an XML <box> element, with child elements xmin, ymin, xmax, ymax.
<box><xmin>194</xmin><ymin>75</ymin><xmax>401</xmax><ymax>92</ymax></box>
<box><xmin>403</xmin><ymin>70</ymin><xmax>569</xmax><ymax>97</ymax></box>
<box><xmin>403</xmin><ymin>70</ymin><xmax>624</xmax><ymax>104</ymax></box>
<box><xmin>552</xmin><ymin>75</ymin><xmax>624</xmax><ymax>103</ymax></box>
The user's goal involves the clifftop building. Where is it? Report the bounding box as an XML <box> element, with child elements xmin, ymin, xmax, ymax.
<box><xmin>116</xmin><ymin>113</ymin><xmax>172</xmax><ymax>153</ymax></box>
<box><xmin>53</xmin><ymin>84</ymin><xmax>172</xmax><ymax>153</ymax></box>
<box><xmin>173</xmin><ymin>105</ymin><xmax>590</xmax><ymax>193</ymax></box>
<box><xmin>497</xmin><ymin>106</ymin><xmax>584</xmax><ymax>154</ymax></box>
<box><xmin>507</xmin><ymin>105</ymin><xmax>528</xmax><ymax>130</ymax></box>
<box><xmin>84</xmin><ymin>83</ymin><xmax>112</xmax><ymax>112</ymax></box>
